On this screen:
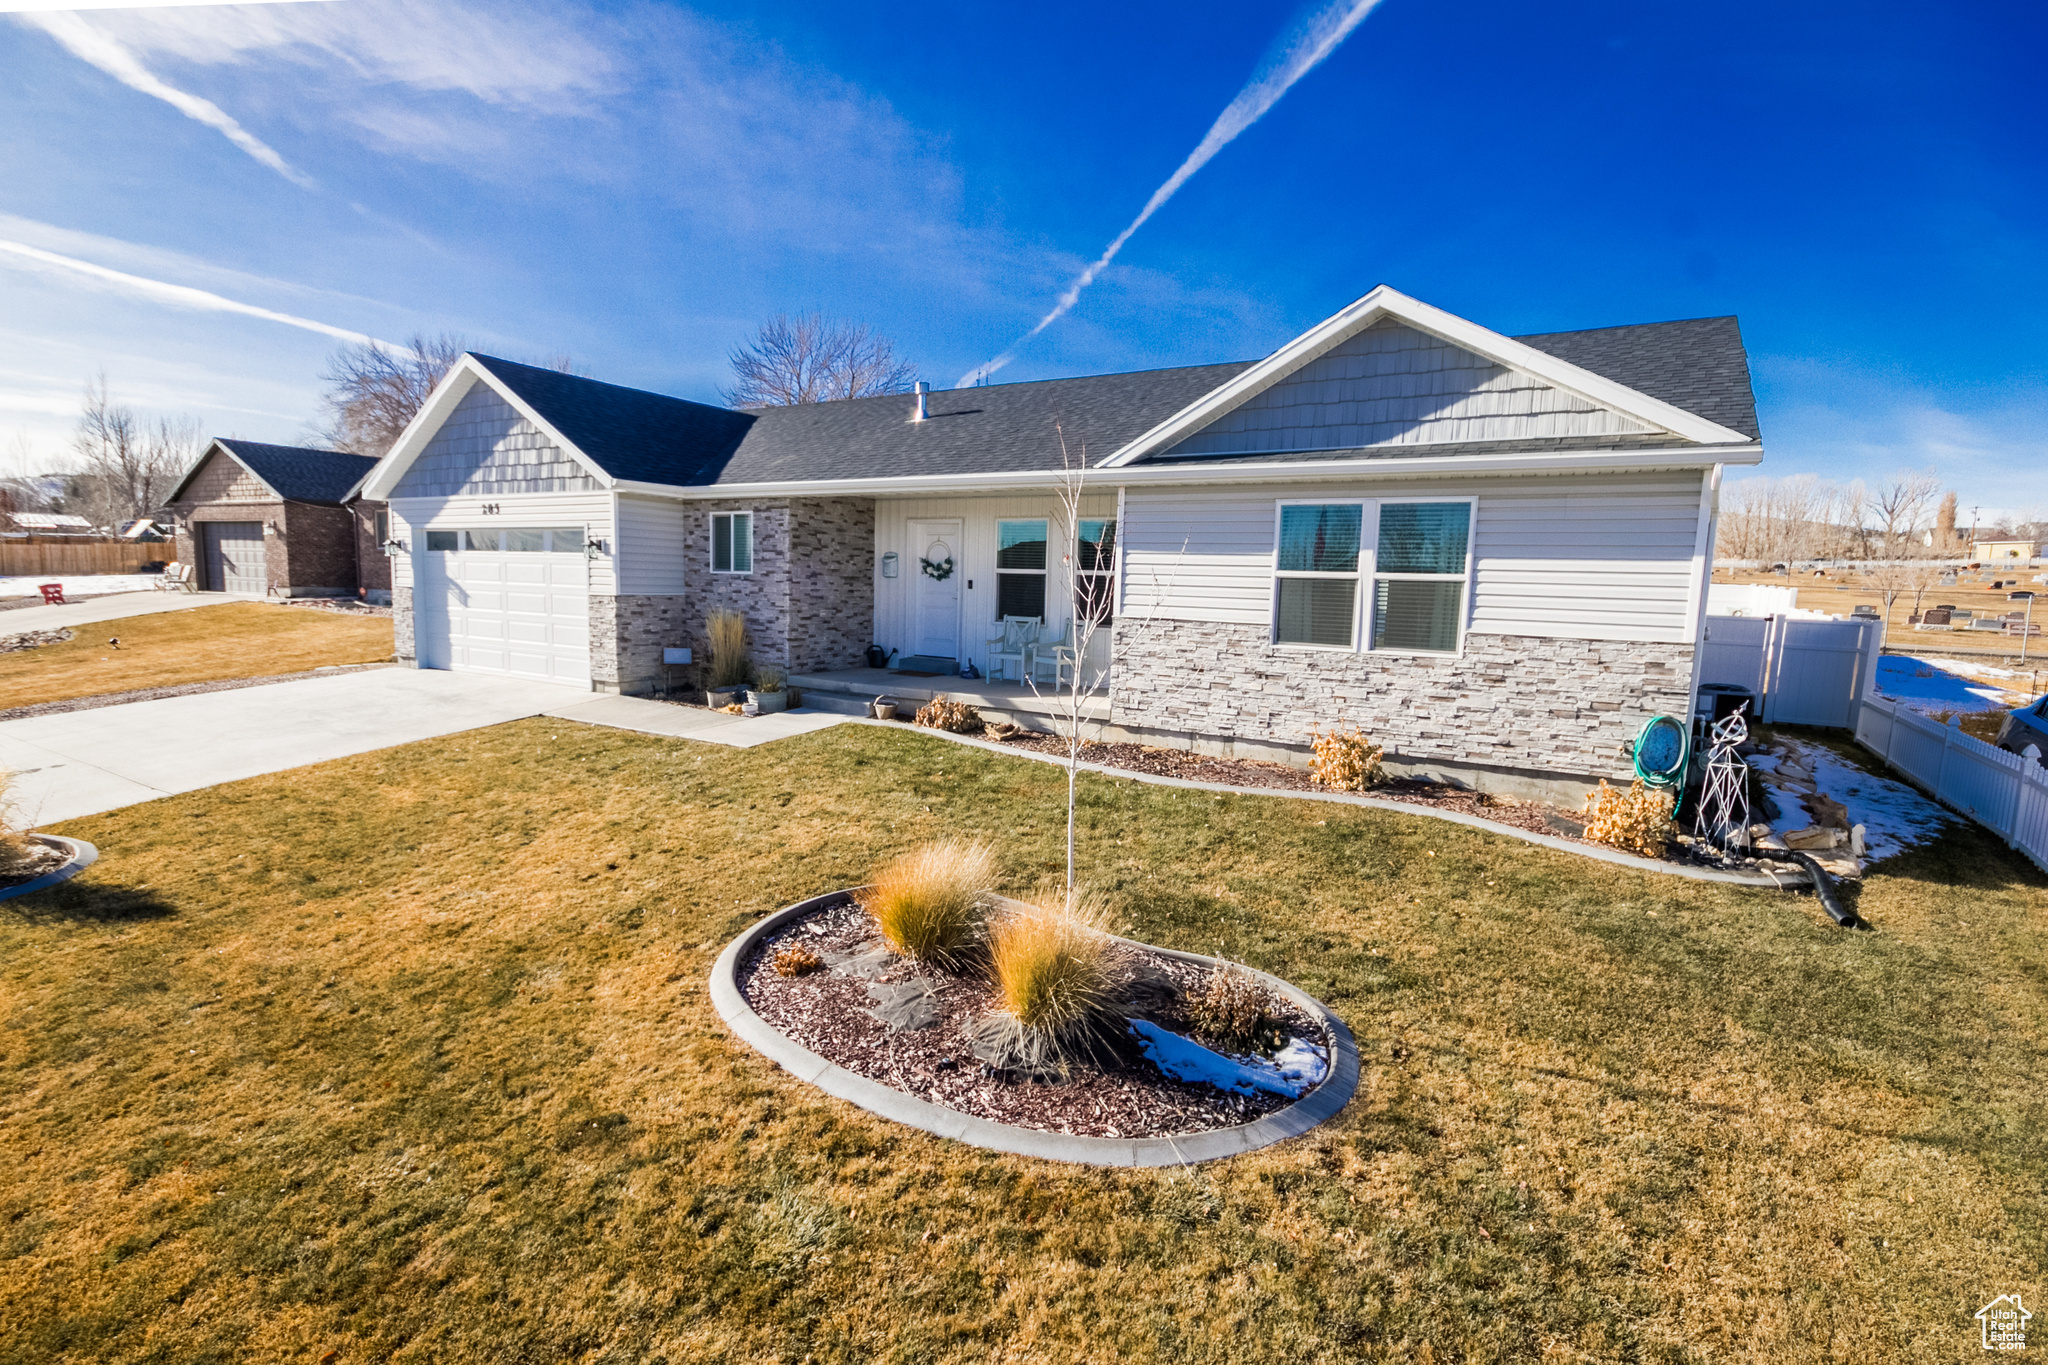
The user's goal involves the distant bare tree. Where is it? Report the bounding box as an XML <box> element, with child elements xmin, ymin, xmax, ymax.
<box><xmin>723</xmin><ymin>313</ymin><xmax>917</xmax><ymax>407</ymax></box>
<box><xmin>1869</xmin><ymin>470</ymin><xmax>1941</xmax><ymax>559</ymax></box>
<box><xmin>318</xmin><ymin>334</ymin><xmax>469</xmax><ymax>455</ymax></box>
<box><xmin>69</xmin><ymin>374</ymin><xmax>190</xmax><ymax>530</ymax></box>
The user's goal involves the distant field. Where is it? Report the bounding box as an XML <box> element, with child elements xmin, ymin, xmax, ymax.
<box><xmin>1714</xmin><ymin>568</ymin><xmax>2045</xmax><ymax>662</ymax></box>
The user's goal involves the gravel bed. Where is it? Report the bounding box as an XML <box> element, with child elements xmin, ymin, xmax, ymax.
<box><xmin>0</xmin><ymin>840</ymin><xmax>69</xmax><ymax>889</ymax></box>
<box><xmin>0</xmin><ymin>662</ymin><xmax>397</xmax><ymax>722</ymax></box>
<box><xmin>0</xmin><ymin>628</ymin><xmax>74</xmax><ymax>653</ymax></box>
<box><xmin>738</xmin><ymin>896</ymin><xmax>1325</xmax><ymax>1139</ymax></box>
<box><xmin>273</xmin><ymin>599</ymin><xmax>393</xmax><ymax>617</ymax></box>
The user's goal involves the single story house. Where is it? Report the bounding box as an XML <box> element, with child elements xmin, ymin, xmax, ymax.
<box><xmin>1972</xmin><ymin>539</ymin><xmax>2041</xmax><ymax>562</ymax></box>
<box><xmin>361</xmin><ymin>286</ymin><xmax>1763</xmax><ymax>795</ymax></box>
<box><xmin>167</xmin><ymin>440</ymin><xmax>393</xmax><ymax>599</ymax></box>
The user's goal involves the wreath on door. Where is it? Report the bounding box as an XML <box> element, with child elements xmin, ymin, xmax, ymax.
<box><xmin>919</xmin><ymin>550</ymin><xmax>955</xmax><ymax>581</ymax></box>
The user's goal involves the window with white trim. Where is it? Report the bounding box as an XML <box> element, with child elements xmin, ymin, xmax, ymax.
<box><xmin>996</xmin><ymin>519</ymin><xmax>1048</xmax><ymax>620</ymax></box>
<box><xmin>1273</xmin><ymin>503</ymin><xmax>1362</xmax><ymax>647</ymax></box>
<box><xmin>711</xmin><ymin>511</ymin><xmax>753</xmax><ymax>574</ymax></box>
<box><xmin>1075</xmin><ymin>518</ymin><xmax>1116</xmax><ymax>624</ymax></box>
<box><xmin>1271</xmin><ymin>499</ymin><xmax>1473</xmax><ymax>653</ymax></box>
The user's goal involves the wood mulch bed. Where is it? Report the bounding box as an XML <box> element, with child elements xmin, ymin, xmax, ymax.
<box><xmin>1</xmin><ymin>840</ymin><xmax>69</xmax><ymax>890</ymax></box>
<box><xmin>0</xmin><ymin>628</ymin><xmax>74</xmax><ymax>654</ymax></box>
<box><xmin>739</xmin><ymin>895</ymin><xmax>1328</xmax><ymax>1140</ymax></box>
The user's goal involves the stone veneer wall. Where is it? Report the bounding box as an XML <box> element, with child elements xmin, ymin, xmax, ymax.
<box><xmin>590</xmin><ymin>595</ymin><xmax>691</xmax><ymax>694</ymax></box>
<box><xmin>682</xmin><ymin>502</ymin><xmax>792</xmax><ymax>679</ymax></box>
<box><xmin>786</xmin><ymin>498</ymin><xmax>874</xmax><ymax>671</ymax></box>
<box><xmin>1109</xmin><ymin>619</ymin><xmax>1694</xmax><ymax>782</ymax></box>
<box><xmin>392</xmin><ymin>586</ymin><xmax>416</xmax><ymax>664</ymax></box>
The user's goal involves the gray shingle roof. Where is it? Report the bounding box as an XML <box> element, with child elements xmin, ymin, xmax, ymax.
<box><xmin>208</xmin><ymin>441</ymin><xmax>380</xmax><ymax>504</ymax></box>
<box><xmin>467</xmin><ymin>313</ymin><xmax>1756</xmax><ymax>490</ymax></box>
<box><xmin>1514</xmin><ymin>315</ymin><xmax>1759</xmax><ymax>440</ymax></box>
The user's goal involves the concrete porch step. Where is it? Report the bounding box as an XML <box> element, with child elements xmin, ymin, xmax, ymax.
<box><xmin>787</xmin><ymin>667</ymin><xmax>1109</xmax><ymax>726</ymax></box>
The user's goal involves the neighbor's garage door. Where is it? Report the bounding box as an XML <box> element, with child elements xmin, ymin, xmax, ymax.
<box><xmin>202</xmin><ymin>521</ymin><xmax>266</xmax><ymax>593</ymax></box>
<box><xmin>416</xmin><ymin>526</ymin><xmax>590</xmax><ymax>685</ymax></box>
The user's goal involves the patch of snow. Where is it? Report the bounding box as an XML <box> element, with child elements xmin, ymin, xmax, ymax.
<box><xmin>1765</xmin><ymin>737</ymin><xmax>1955</xmax><ymax>862</ymax></box>
<box><xmin>1126</xmin><ymin>1019</ymin><xmax>1326</xmax><ymax>1099</ymax></box>
<box><xmin>1874</xmin><ymin>655</ymin><xmax>2042</xmax><ymax>714</ymax></box>
<box><xmin>0</xmin><ymin>574</ymin><xmax>165</xmax><ymax>599</ymax></box>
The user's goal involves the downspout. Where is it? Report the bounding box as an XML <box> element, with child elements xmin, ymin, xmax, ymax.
<box><xmin>1111</xmin><ymin>483</ymin><xmax>1127</xmax><ymax>721</ymax></box>
<box><xmin>1683</xmin><ymin>466</ymin><xmax>1723</xmax><ymax>732</ymax></box>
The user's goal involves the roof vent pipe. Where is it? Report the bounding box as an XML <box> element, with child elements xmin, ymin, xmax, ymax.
<box><xmin>913</xmin><ymin>380</ymin><xmax>929</xmax><ymax>423</ymax></box>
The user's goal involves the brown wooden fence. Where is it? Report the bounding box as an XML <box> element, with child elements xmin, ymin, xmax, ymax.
<box><xmin>0</xmin><ymin>538</ymin><xmax>165</xmax><ymax>578</ymax></box>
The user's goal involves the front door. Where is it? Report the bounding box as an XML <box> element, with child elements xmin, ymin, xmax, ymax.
<box><xmin>203</xmin><ymin>521</ymin><xmax>266</xmax><ymax>593</ymax></box>
<box><xmin>908</xmin><ymin>518</ymin><xmax>961</xmax><ymax>662</ymax></box>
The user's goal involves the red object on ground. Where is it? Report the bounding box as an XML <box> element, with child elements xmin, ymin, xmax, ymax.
<box><xmin>38</xmin><ymin>583</ymin><xmax>65</xmax><ymax>605</ymax></box>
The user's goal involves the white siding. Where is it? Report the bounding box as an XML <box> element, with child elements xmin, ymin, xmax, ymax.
<box><xmin>390</xmin><ymin>491</ymin><xmax>617</xmax><ymax>594</ymax></box>
<box><xmin>1122</xmin><ymin>472</ymin><xmax>1706</xmax><ymax>644</ymax></box>
<box><xmin>1164</xmin><ymin>319</ymin><xmax>1652</xmax><ymax>457</ymax></box>
<box><xmin>873</xmin><ymin>492</ymin><xmax>1115</xmax><ymax>671</ymax></box>
<box><xmin>614</xmin><ymin>494</ymin><xmax>687</xmax><ymax>595</ymax></box>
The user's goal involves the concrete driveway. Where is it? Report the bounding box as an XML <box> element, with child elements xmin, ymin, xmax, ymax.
<box><xmin>1</xmin><ymin>669</ymin><xmax>851</xmax><ymax>828</ymax></box>
<box><xmin>2</xmin><ymin>668</ymin><xmax>587</xmax><ymax>827</ymax></box>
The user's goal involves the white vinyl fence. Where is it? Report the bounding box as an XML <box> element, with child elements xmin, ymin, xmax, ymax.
<box><xmin>1696</xmin><ymin>615</ymin><xmax>1883</xmax><ymax>729</ymax></box>
<box><xmin>1855</xmin><ymin>695</ymin><xmax>2048</xmax><ymax>873</ymax></box>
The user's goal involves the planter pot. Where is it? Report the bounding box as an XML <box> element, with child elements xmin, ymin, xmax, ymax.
<box><xmin>870</xmin><ymin>699</ymin><xmax>899</xmax><ymax>720</ymax></box>
<box><xmin>750</xmin><ymin>689</ymin><xmax>789</xmax><ymax>714</ymax></box>
<box><xmin>706</xmin><ymin>686</ymin><xmax>744</xmax><ymax>709</ymax></box>
<box><xmin>0</xmin><ymin>835</ymin><xmax>100</xmax><ymax>902</ymax></box>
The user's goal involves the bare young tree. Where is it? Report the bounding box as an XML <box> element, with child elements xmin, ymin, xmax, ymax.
<box><xmin>722</xmin><ymin>313</ymin><xmax>916</xmax><ymax>407</ymax></box>
<box><xmin>69</xmin><ymin>374</ymin><xmax>191</xmax><ymax>530</ymax></box>
<box><xmin>1869</xmin><ymin>470</ymin><xmax>1941</xmax><ymax>560</ymax></box>
<box><xmin>318</xmin><ymin>334</ymin><xmax>470</xmax><ymax>455</ymax></box>
<box><xmin>1030</xmin><ymin>425</ymin><xmax>1110</xmax><ymax>897</ymax></box>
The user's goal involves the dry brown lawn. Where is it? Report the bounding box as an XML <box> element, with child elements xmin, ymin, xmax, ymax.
<box><xmin>2</xmin><ymin>721</ymin><xmax>2043</xmax><ymax>1362</ymax></box>
<box><xmin>0</xmin><ymin>603</ymin><xmax>394</xmax><ymax>710</ymax></box>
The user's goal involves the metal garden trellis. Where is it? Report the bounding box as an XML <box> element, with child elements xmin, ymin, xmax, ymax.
<box><xmin>1695</xmin><ymin>704</ymin><xmax>1753</xmax><ymax>853</ymax></box>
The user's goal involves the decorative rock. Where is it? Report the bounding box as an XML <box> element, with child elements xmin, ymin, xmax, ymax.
<box><xmin>864</xmin><ymin>978</ymin><xmax>938</xmax><ymax>1033</ymax></box>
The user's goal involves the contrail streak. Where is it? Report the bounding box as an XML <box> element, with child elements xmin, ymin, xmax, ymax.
<box><xmin>0</xmin><ymin>1</ymin><xmax>334</xmax><ymax>9</ymax></box>
<box><xmin>957</xmin><ymin>0</ymin><xmax>1386</xmax><ymax>388</ymax></box>
<box><xmin>0</xmin><ymin>238</ymin><xmax>387</xmax><ymax>346</ymax></box>
<box><xmin>18</xmin><ymin>10</ymin><xmax>316</xmax><ymax>187</ymax></box>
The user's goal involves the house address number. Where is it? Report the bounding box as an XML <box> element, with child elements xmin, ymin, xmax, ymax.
<box><xmin>480</xmin><ymin>503</ymin><xmax>502</xmax><ymax>514</ymax></box>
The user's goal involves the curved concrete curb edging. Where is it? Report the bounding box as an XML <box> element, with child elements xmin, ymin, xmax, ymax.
<box><xmin>845</xmin><ymin>719</ymin><xmax>1814</xmax><ymax>891</ymax></box>
<box><xmin>710</xmin><ymin>889</ymin><xmax>1361</xmax><ymax>1167</ymax></box>
<box><xmin>0</xmin><ymin>836</ymin><xmax>99</xmax><ymax>902</ymax></box>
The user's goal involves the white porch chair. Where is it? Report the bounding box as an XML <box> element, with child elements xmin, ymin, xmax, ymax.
<box><xmin>1027</xmin><ymin>619</ymin><xmax>1077</xmax><ymax>689</ymax></box>
<box><xmin>984</xmin><ymin>615</ymin><xmax>1037</xmax><ymax>682</ymax></box>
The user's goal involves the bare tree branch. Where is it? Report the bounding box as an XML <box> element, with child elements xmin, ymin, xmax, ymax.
<box><xmin>67</xmin><ymin>373</ymin><xmax>192</xmax><ymax>529</ymax></box>
<box><xmin>317</xmin><ymin>333</ymin><xmax>470</xmax><ymax>455</ymax></box>
<box><xmin>723</xmin><ymin>313</ymin><xmax>916</xmax><ymax>407</ymax></box>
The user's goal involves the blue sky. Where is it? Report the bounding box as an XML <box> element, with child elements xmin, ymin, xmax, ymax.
<box><xmin>1</xmin><ymin>0</ymin><xmax>2043</xmax><ymax>516</ymax></box>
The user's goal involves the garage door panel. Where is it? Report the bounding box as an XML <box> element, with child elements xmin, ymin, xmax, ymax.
<box><xmin>416</xmin><ymin>542</ymin><xmax>590</xmax><ymax>686</ymax></box>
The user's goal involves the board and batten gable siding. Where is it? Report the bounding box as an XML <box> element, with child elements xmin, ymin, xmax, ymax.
<box><xmin>387</xmin><ymin>491</ymin><xmax>618</xmax><ymax>594</ymax></box>
<box><xmin>614</xmin><ymin>495</ymin><xmax>688</xmax><ymax>596</ymax></box>
<box><xmin>872</xmin><ymin>493</ymin><xmax>1116</xmax><ymax>670</ymax></box>
<box><xmin>1119</xmin><ymin>471</ymin><xmax>1708</xmax><ymax>644</ymax></box>
<box><xmin>1162</xmin><ymin>319</ymin><xmax>1654</xmax><ymax>458</ymax></box>
<box><xmin>390</xmin><ymin>378</ymin><xmax>603</xmax><ymax>499</ymax></box>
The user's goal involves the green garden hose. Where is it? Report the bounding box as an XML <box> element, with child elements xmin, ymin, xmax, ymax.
<box><xmin>1629</xmin><ymin>714</ymin><xmax>1691</xmax><ymax>789</ymax></box>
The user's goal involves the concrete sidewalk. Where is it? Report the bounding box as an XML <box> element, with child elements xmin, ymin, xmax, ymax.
<box><xmin>3</xmin><ymin>669</ymin><xmax>848</xmax><ymax>827</ymax></box>
<box><xmin>2</xmin><ymin>591</ymin><xmax>265</xmax><ymax>633</ymax></box>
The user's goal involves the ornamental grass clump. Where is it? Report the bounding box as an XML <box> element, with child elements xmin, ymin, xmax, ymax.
<box><xmin>1309</xmin><ymin>726</ymin><xmax>1385</xmax><ymax>791</ymax></box>
<box><xmin>705</xmin><ymin>609</ymin><xmax>752</xmax><ymax>690</ymax></box>
<box><xmin>0</xmin><ymin>770</ymin><xmax>42</xmax><ymax>879</ymax></box>
<box><xmin>976</xmin><ymin>891</ymin><xmax>1127</xmax><ymax>1073</ymax></box>
<box><xmin>858</xmin><ymin>838</ymin><xmax>995</xmax><ymax>968</ymax></box>
<box><xmin>1582</xmin><ymin>778</ymin><xmax>1677</xmax><ymax>857</ymax></box>
<box><xmin>914</xmin><ymin>695</ymin><xmax>984</xmax><ymax>734</ymax></box>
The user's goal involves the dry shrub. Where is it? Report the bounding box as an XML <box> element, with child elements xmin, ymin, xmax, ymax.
<box><xmin>0</xmin><ymin>770</ymin><xmax>42</xmax><ymax>879</ymax></box>
<box><xmin>1581</xmin><ymin>778</ymin><xmax>1677</xmax><ymax>857</ymax></box>
<box><xmin>1186</xmin><ymin>962</ymin><xmax>1279</xmax><ymax>1052</ymax></box>
<box><xmin>1310</xmin><ymin>727</ymin><xmax>1384</xmax><ymax>791</ymax></box>
<box><xmin>914</xmin><ymin>695</ymin><xmax>984</xmax><ymax>734</ymax></box>
<box><xmin>771</xmin><ymin>944</ymin><xmax>823</xmax><ymax>977</ymax></box>
<box><xmin>858</xmin><ymin>838</ymin><xmax>995</xmax><ymax>967</ymax></box>
<box><xmin>705</xmin><ymin>609</ymin><xmax>752</xmax><ymax>689</ymax></box>
<box><xmin>977</xmin><ymin>891</ymin><xmax>1127</xmax><ymax>1073</ymax></box>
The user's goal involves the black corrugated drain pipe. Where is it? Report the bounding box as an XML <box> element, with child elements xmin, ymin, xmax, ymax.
<box><xmin>1787</xmin><ymin>850</ymin><xmax>1862</xmax><ymax>929</ymax></box>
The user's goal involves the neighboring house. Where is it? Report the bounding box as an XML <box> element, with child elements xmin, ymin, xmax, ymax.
<box><xmin>166</xmin><ymin>440</ymin><xmax>392</xmax><ymax>599</ymax></box>
<box><xmin>7</xmin><ymin>512</ymin><xmax>95</xmax><ymax>535</ymax></box>
<box><xmin>361</xmin><ymin>286</ymin><xmax>1764</xmax><ymax>794</ymax></box>
<box><xmin>1972</xmin><ymin>539</ymin><xmax>2040</xmax><ymax>562</ymax></box>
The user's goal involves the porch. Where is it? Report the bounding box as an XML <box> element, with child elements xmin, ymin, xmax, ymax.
<box><xmin>786</xmin><ymin>666</ymin><xmax>1109</xmax><ymax>730</ymax></box>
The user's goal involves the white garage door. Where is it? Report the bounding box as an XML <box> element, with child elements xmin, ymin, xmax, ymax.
<box><xmin>416</xmin><ymin>526</ymin><xmax>590</xmax><ymax>685</ymax></box>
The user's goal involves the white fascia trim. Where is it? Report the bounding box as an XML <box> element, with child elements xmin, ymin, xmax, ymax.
<box><xmin>1097</xmin><ymin>285</ymin><xmax>1755</xmax><ymax>468</ymax></box>
<box><xmin>359</xmin><ymin>354</ymin><xmax>616</xmax><ymax>500</ymax></box>
<box><xmin>610</xmin><ymin>443</ymin><xmax>1762</xmax><ymax>501</ymax></box>
<box><xmin>168</xmin><ymin>439</ymin><xmax>284</xmax><ymax>504</ymax></box>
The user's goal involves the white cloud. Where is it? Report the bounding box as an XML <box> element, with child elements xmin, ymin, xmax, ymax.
<box><xmin>15</xmin><ymin>10</ymin><xmax>314</xmax><ymax>185</ymax></box>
